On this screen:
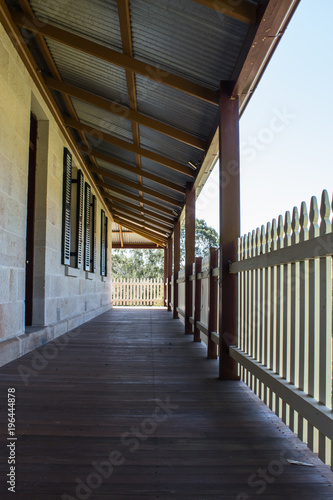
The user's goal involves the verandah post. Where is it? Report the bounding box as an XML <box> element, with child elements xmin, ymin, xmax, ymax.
<box><xmin>208</xmin><ymin>247</ymin><xmax>218</xmax><ymax>359</ymax></box>
<box><xmin>173</xmin><ymin>219</ymin><xmax>180</xmax><ymax>319</ymax></box>
<box><xmin>185</xmin><ymin>182</ymin><xmax>195</xmax><ymax>334</ymax></box>
<box><xmin>219</xmin><ymin>83</ymin><xmax>240</xmax><ymax>380</ymax></box>
<box><xmin>164</xmin><ymin>247</ymin><xmax>167</xmax><ymax>308</ymax></box>
<box><xmin>193</xmin><ymin>256</ymin><xmax>202</xmax><ymax>342</ymax></box>
<box><xmin>167</xmin><ymin>236</ymin><xmax>172</xmax><ymax>312</ymax></box>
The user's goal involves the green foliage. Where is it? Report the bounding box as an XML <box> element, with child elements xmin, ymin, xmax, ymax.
<box><xmin>112</xmin><ymin>219</ymin><xmax>219</xmax><ymax>279</ymax></box>
<box><xmin>112</xmin><ymin>249</ymin><xmax>164</xmax><ymax>280</ymax></box>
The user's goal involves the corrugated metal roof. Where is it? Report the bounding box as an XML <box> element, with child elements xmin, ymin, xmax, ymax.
<box><xmin>87</xmin><ymin>138</ymin><xmax>136</xmax><ymax>166</ymax></box>
<box><xmin>71</xmin><ymin>98</ymin><xmax>133</xmax><ymax>143</ymax></box>
<box><xmin>46</xmin><ymin>40</ymin><xmax>129</xmax><ymax>105</ymax></box>
<box><xmin>97</xmin><ymin>158</ymin><xmax>139</xmax><ymax>183</ymax></box>
<box><xmin>130</xmin><ymin>0</ymin><xmax>249</xmax><ymax>89</ymax></box>
<box><xmin>140</xmin><ymin>157</ymin><xmax>188</xmax><ymax>186</ymax></box>
<box><xmin>30</xmin><ymin>0</ymin><xmax>122</xmax><ymax>50</ymax></box>
<box><xmin>6</xmin><ymin>0</ymin><xmax>290</xmax><ymax>248</ymax></box>
<box><xmin>135</xmin><ymin>75</ymin><xmax>216</xmax><ymax>139</ymax></box>
<box><xmin>138</xmin><ymin>124</ymin><xmax>202</xmax><ymax>166</ymax></box>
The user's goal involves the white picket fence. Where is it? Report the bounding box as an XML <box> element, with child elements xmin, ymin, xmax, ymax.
<box><xmin>112</xmin><ymin>278</ymin><xmax>164</xmax><ymax>306</ymax></box>
<box><xmin>173</xmin><ymin>189</ymin><xmax>333</xmax><ymax>468</ymax></box>
<box><xmin>230</xmin><ymin>189</ymin><xmax>333</xmax><ymax>466</ymax></box>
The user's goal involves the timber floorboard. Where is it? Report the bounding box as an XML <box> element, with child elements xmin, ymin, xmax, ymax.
<box><xmin>0</xmin><ymin>307</ymin><xmax>332</xmax><ymax>499</ymax></box>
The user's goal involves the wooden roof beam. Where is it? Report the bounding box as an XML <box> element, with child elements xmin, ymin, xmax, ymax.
<box><xmin>105</xmin><ymin>197</ymin><xmax>175</xmax><ymax>225</ymax></box>
<box><xmin>94</xmin><ymin>173</ymin><xmax>182</xmax><ymax>208</ymax></box>
<box><xmin>44</xmin><ymin>76</ymin><xmax>206</xmax><ymax>151</ymax></box>
<box><xmin>112</xmin><ymin>206</ymin><xmax>173</xmax><ymax>232</ymax></box>
<box><xmin>113</xmin><ymin>209</ymin><xmax>172</xmax><ymax>234</ymax></box>
<box><xmin>190</xmin><ymin>0</ymin><xmax>257</xmax><ymax>25</ymax></box>
<box><xmin>89</xmin><ymin>152</ymin><xmax>185</xmax><ymax>195</ymax></box>
<box><xmin>101</xmin><ymin>188</ymin><xmax>175</xmax><ymax>217</ymax></box>
<box><xmin>113</xmin><ymin>217</ymin><xmax>167</xmax><ymax>246</ymax></box>
<box><xmin>65</xmin><ymin>117</ymin><xmax>194</xmax><ymax>177</ymax></box>
<box><xmin>11</xmin><ymin>10</ymin><xmax>219</xmax><ymax>105</ymax></box>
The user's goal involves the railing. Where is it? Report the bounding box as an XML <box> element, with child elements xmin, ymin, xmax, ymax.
<box><xmin>112</xmin><ymin>279</ymin><xmax>164</xmax><ymax>306</ymax></box>
<box><xmin>230</xmin><ymin>190</ymin><xmax>333</xmax><ymax>466</ymax></box>
<box><xmin>172</xmin><ymin>189</ymin><xmax>333</xmax><ymax>468</ymax></box>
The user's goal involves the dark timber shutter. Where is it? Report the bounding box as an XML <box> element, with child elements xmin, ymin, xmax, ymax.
<box><xmin>101</xmin><ymin>209</ymin><xmax>106</xmax><ymax>276</ymax></box>
<box><xmin>84</xmin><ymin>183</ymin><xmax>91</xmax><ymax>272</ymax></box>
<box><xmin>92</xmin><ymin>195</ymin><xmax>97</xmax><ymax>272</ymax></box>
<box><xmin>76</xmin><ymin>169</ymin><xmax>84</xmax><ymax>268</ymax></box>
<box><xmin>105</xmin><ymin>216</ymin><xmax>108</xmax><ymax>277</ymax></box>
<box><xmin>62</xmin><ymin>148</ymin><xmax>72</xmax><ymax>266</ymax></box>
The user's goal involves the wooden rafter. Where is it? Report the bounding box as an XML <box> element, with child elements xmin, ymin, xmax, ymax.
<box><xmin>12</xmin><ymin>10</ymin><xmax>219</xmax><ymax>105</ymax></box>
<box><xmin>114</xmin><ymin>215</ymin><xmax>168</xmax><ymax>241</ymax></box>
<box><xmin>113</xmin><ymin>210</ymin><xmax>172</xmax><ymax>235</ymax></box>
<box><xmin>112</xmin><ymin>206</ymin><xmax>173</xmax><ymax>232</ymax></box>
<box><xmin>89</xmin><ymin>154</ymin><xmax>185</xmax><ymax>194</ymax></box>
<box><xmin>102</xmin><ymin>189</ymin><xmax>174</xmax><ymax>217</ymax></box>
<box><xmin>190</xmin><ymin>0</ymin><xmax>256</xmax><ymax>25</ymax></box>
<box><xmin>65</xmin><ymin>117</ymin><xmax>194</xmax><ymax>177</ymax></box>
<box><xmin>43</xmin><ymin>76</ymin><xmax>206</xmax><ymax>151</ymax></box>
<box><xmin>94</xmin><ymin>174</ymin><xmax>182</xmax><ymax>208</ymax></box>
<box><xmin>105</xmin><ymin>197</ymin><xmax>175</xmax><ymax>225</ymax></box>
<box><xmin>17</xmin><ymin>0</ymin><xmax>106</xmax><ymax>195</ymax></box>
<box><xmin>117</xmin><ymin>0</ymin><xmax>144</xmax><ymax>218</ymax></box>
<box><xmin>113</xmin><ymin>217</ymin><xmax>167</xmax><ymax>246</ymax></box>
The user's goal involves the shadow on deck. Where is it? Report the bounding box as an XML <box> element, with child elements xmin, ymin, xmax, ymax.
<box><xmin>0</xmin><ymin>307</ymin><xmax>332</xmax><ymax>499</ymax></box>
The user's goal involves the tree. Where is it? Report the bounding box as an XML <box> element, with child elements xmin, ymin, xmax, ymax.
<box><xmin>112</xmin><ymin>249</ymin><xmax>164</xmax><ymax>280</ymax></box>
<box><xmin>112</xmin><ymin>219</ymin><xmax>219</xmax><ymax>279</ymax></box>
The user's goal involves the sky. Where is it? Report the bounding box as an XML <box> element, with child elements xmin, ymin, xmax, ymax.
<box><xmin>196</xmin><ymin>0</ymin><xmax>333</xmax><ymax>236</ymax></box>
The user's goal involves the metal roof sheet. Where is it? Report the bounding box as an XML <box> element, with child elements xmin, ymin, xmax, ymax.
<box><xmin>138</xmin><ymin>124</ymin><xmax>202</xmax><ymax>166</ymax></box>
<box><xmin>71</xmin><ymin>98</ymin><xmax>133</xmax><ymax>143</ymax></box>
<box><xmin>88</xmin><ymin>138</ymin><xmax>136</xmax><ymax>166</ymax></box>
<box><xmin>130</xmin><ymin>0</ymin><xmax>249</xmax><ymax>89</ymax></box>
<box><xmin>135</xmin><ymin>74</ymin><xmax>216</xmax><ymax>139</ymax></box>
<box><xmin>30</xmin><ymin>0</ymin><xmax>122</xmax><ymax>50</ymax></box>
<box><xmin>46</xmin><ymin>39</ymin><xmax>129</xmax><ymax>106</ymax></box>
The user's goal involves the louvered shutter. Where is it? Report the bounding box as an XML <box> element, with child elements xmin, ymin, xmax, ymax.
<box><xmin>62</xmin><ymin>148</ymin><xmax>72</xmax><ymax>266</ymax></box>
<box><xmin>104</xmin><ymin>216</ymin><xmax>108</xmax><ymax>277</ymax></box>
<box><xmin>76</xmin><ymin>170</ymin><xmax>84</xmax><ymax>269</ymax></box>
<box><xmin>101</xmin><ymin>209</ymin><xmax>106</xmax><ymax>276</ymax></box>
<box><xmin>84</xmin><ymin>183</ymin><xmax>91</xmax><ymax>272</ymax></box>
<box><xmin>92</xmin><ymin>196</ymin><xmax>97</xmax><ymax>272</ymax></box>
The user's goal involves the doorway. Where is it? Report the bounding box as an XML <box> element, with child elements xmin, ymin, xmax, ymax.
<box><xmin>25</xmin><ymin>113</ymin><xmax>38</xmax><ymax>326</ymax></box>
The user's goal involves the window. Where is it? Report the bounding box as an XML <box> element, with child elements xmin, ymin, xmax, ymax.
<box><xmin>84</xmin><ymin>184</ymin><xmax>97</xmax><ymax>272</ymax></box>
<box><xmin>100</xmin><ymin>209</ymin><xmax>108</xmax><ymax>276</ymax></box>
<box><xmin>62</xmin><ymin>148</ymin><xmax>84</xmax><ymax>268</ymax></box>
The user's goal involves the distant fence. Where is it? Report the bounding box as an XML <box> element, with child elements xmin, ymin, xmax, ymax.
<box><xmin>112</xmin><ymin>279</ymin><xmax>164</xmax><ymax>306</ymax></box>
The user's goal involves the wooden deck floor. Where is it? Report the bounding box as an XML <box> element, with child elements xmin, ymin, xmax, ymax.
<box><xmin>0</xmin><ymin>307</ymin><xmax>333</xmax><ymax>499</ymax></box>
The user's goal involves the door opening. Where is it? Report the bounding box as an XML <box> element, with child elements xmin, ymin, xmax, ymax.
<box><xmin>25</xmin><ymin>113</ymin><xmax>38</xmax><ymax>326</ymax></box>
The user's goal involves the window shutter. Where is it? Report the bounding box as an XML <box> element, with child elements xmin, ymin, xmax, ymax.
<box><xmin>92</xmin><ymin>195</ymin><xmax>97</xmax><ymax>273</ymax></box>
<box><xmin>105</xmin><ymin>216</ymin><xmax>108</xmax><ymax>277</ymax></box>
<box><xmin>101</xmin><ymin>209</ymin><xmax>106</xmax><ymax>276</ymax></box>
<box><xmin>62</xmin><ymin>148</ymin><xmax>72</xmax><ymax>266</ymax></box>
<box><xmin>84</xmin><ymin>183</ymin><xmax>91</xmax><ymax>272</ymax></box>
<box><xmin>76</xmin><ymin>169</ymin><xmax>84</xmax><ymax>269</ymax></box>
